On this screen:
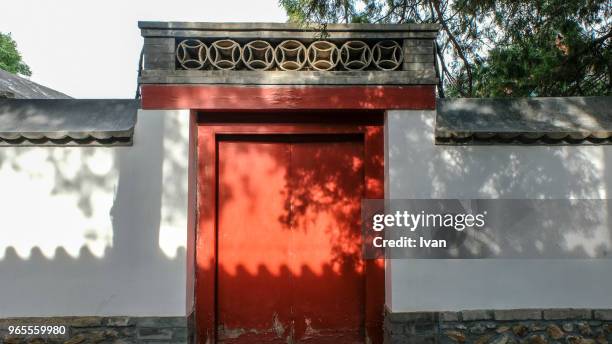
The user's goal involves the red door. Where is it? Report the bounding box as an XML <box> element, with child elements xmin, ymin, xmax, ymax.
<box><xmin>216</xmin><ymin>137</ymin><xmax>365</xmax><ymax>343</ymax></box>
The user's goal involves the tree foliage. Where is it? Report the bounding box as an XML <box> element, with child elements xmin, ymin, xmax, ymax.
<box><xmin>0</xmin><ymin>32</ymin><xmax>31</xmax><ymax>76</ymax></box>
<box><xmin>279</xmin><ymin>0</ymin><xmax>612</xmax><ymax>97</ymax></box>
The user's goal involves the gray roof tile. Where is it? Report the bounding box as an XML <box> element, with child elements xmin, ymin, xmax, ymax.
<box><xmin>436</xmin><ymin>96</ymin><xmax>612</xmax><ymax>144</ymax></box>
<box><xmin>0</xmin><ymin>69</ymin><xmax>71</xmax><ymax>99</ymax></box>
<box><xmin>0</xmin><ymin>99</ymin><xmax>138</xmax><ymax>146</ymax></box>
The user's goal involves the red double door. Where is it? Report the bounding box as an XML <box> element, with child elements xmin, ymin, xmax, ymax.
<box><xmin>216</xmin><ymin>137</ymin><xmax>366</xmax><ymax>343</ymax></box>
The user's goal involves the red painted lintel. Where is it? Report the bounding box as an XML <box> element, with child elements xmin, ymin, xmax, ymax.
<box><xmin>141</xmin><ymin>85</ymin><xmax>436</xmax><ymax>111</ymax></box>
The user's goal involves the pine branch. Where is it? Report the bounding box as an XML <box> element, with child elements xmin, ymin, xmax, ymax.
<box><xmin>432</xmin><ymin>0</ymin><xmax>473</xmax><ymax>96</ymax></box>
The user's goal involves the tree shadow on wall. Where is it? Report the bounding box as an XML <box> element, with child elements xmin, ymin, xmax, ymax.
<box><xmin>0</xmin><ymin>110</ymin><xmax>187</xmax><ymax>316</ymax></box>
<box><xmin>387</xmin><ymin>109</ymin><xmax>612</xmax><ymax>259</ymax></box>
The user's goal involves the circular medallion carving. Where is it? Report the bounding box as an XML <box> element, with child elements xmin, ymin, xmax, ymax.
<box><xmin>372</xmin><ymin>40</ymin><xmax>403</xmax><ymax>70</ymax></box>
<box><xmin>307</xmin><ymin>41</ymin><xmax>340</xmax><ymax>71</ymax></box>
<box><xmin>339</xmin><ymin>41</ymin><xmax>372</xmax><ymax>70</ymax></box>
<box><xmin>176</xmin><ymin>39</ymin><xmax>208</xmax><ymax>70</ymax></box>
<box><xmin>274</xmin><ymin>40</ymin><xmax>307</xmax><ymax>71</ymax></box>
<box><xmin>242</xmin><ymin>40</ymin><xmax>275</xmax><ymax>70</ymax></box>
<box><xmin>208</xmin><ymin>39</ymin><xmax>242</xmax><ymax>70</ymax></box>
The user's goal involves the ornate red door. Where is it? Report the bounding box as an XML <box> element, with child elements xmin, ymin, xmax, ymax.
<box><xmin>216</xmin><ymin>137</ymin><xmax>365</xmax><ymax>343</ymax></box>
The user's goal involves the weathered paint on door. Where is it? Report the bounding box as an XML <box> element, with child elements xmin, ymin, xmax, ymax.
<box><xmin>217</xmin><ymin>137</ymin><xmax>365</xmax><ymax>343</ymax></box>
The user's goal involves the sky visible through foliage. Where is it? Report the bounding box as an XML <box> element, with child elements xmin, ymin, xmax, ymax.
<box><xmin>280</xmin><ymin>0</ymin><xmax>612</xmax><ymax>97</ymax></box>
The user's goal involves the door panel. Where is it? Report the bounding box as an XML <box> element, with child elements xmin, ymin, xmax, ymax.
<box><xmin>217</xmin><ymin>141</ymin><xmax>293</xmax><ymax>343</ymax></box>
<box><xmin>217</xmin><ymin>138</ymin><xmax>365</xmax><ymax>344</ymax></box>
<box><xmin>288</xmin><ymin>142</ymin><xmax>365</xmax><ymax>343</ymax></box>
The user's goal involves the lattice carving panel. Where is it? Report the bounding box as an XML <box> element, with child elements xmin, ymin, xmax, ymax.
<box><xmin>175</xmin><ymin>39</ymin><xmax>404</xmax><ymax>71</ymax></box>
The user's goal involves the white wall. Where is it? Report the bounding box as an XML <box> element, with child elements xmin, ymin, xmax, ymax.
<box><xmin>3</xmin><ymin>107</ymin><xmax>610</xmax><ymax>316</ymax></box>
<box><xmin>385</xmin><ymin>110</ymin><xmax>612</xmax><ymax>312</ymax></box>
<box><xmin>0</xmin><ymin>109</ymin><xmax>190</xmax><ymax>317</ymax></box>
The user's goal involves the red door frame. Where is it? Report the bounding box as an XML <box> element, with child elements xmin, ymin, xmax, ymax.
<box><xmin>196</xmin><ymin>120</ymin><xmax>384</xmax><ymax>344</ymax></box>
<box><xmin>140</xmin><ymin>84</ymin><xmax>436</xmax><ymax>344</ymax></box>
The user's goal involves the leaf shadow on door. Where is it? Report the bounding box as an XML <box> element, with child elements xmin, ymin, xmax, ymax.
<box><xmin>214</xmin><ymin>138</ymin><xmax>371</xmax><ymax>343</ymax></box>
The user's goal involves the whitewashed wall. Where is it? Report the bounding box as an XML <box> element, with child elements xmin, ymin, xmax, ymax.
<box><xmin>0</xmin><ymin>110</ymin><xmax>190</xmax><ymax>317</ymax></box>
<box><xmin>3</xmin><ymin>107</ymin><xmax>610</xmax><ymax>317</ymax></box>
<box><xmin>385</xmin><ymin>110</ymin><xmax>612</xmax><ymax>312</ymax></box>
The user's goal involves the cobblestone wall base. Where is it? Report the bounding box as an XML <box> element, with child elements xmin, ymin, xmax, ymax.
<box><xmin>385</xmin><ymin>308</ymin><xmax>612</xmax><ymax>344</ymax></box>
<box><xmin>0</xmin><ymin>316</ymin><xmax>188</xmax><ymax>344</ymax></box>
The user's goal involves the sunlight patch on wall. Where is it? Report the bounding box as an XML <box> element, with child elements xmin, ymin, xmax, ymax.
<box><xmin>555</xmin><ymin>147</ymin><xmax>607</xmax><ymax>199</ymax></box>
<box><xmin>159</xmin><ymin>111</ymin><xmax>190</xmax><ymax>258</ymax></box>
<box><xmin>0</xmin><ymin>147</ymin><xmax>117</xmax><ymax>260</ymax></box>
<box><xmin>560</xmin><ymin>147</ymin><xmax>609</xmax><ymax>255</ymax></box>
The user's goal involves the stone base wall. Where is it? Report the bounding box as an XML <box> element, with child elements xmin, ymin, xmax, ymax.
<box><xmin>385</xmin><ymin>309</ymin><xmax>612</xmax><ymax>344</ymax></box>
<box><xmin>0</xmin><ymin>317</ymin><xmax>188</xmax><ymax>344</ymax></box>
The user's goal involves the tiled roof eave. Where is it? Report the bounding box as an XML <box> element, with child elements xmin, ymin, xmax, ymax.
<box><xmin>0</xmin><ymin>99</ymin><xmax>138</xmax><ymax>146</ymax></box>
<box><xmin>435</xmin><ymin>96</ymin><xmax>612</xmax><ymax>145</ymax></box>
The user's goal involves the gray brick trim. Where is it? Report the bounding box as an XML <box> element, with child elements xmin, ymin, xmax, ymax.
<box><xmin>543</xmin><ymin>309</ymin><xmax>592</xmax><ymax>320</ymax></box>
<box><xmin>493</xmin><ymin>309</ymin><xmax>542</xmax><ymax>321</ymax></box>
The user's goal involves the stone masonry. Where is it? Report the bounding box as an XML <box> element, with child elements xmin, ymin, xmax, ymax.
<box><xmin>0</xmin><ymin>317</ymin><xmax>187</xmax><ymax>344</ymax></box>
<box><xmin>385</xmin><ymin>309</ymin><xmax>612</xmax><ymax>344</ymax></box>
